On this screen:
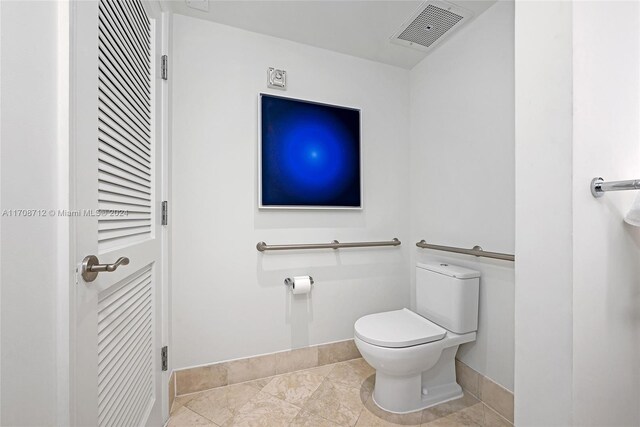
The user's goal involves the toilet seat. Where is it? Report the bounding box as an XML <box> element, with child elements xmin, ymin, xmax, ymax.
<box><xmin>354</xmin><ymin>308</ymin><xmax>447</xmax><ymax>348</ymax></box>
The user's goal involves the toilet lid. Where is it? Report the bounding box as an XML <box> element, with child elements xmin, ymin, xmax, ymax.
<box><xmin>354</xmin><ymin>308</ymin><xmax>447</xmax><ymax>348</ymax></box>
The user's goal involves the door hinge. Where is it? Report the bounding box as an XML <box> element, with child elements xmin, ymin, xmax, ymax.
<box><xmin>161</xmin><ymin>201</ymin><xmax>168</xmax><ymax>225</ymax></box>
<box><xmin>161</xmin><ymin>55</ymin><xmax>168</xmax><ymax>80</ymax></box>
<box><xmin>161</xmin><ymin>346</ymin><xmax>168</xmax><ymax>371</ymax></box>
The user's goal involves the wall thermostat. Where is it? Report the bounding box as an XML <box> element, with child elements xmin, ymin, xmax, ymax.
<box><xmin>267</xmin><ymin>68</ymin><xmax>287</xmax><ymax>90</ymax></box>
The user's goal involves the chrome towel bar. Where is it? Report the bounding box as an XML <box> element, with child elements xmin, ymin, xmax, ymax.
<box><xmin>256</xmin><ymin>238</ymin><xmax>401</xmax><ymax>252</ymax></box>
<box><xmin>591</xmin><ymin>177</ymin><xmax>640</xmax><ymax>198</ymax></box>
<box><xmin>416</xmin><ymin>240</ymin><xmax>515</xmax><ymax>261</ymax></box>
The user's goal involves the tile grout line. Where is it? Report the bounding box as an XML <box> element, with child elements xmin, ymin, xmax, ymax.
<box><xmin>296</xmin><ymin>369</ymin><xmax>370</xmax><ymax>427</ymax></box>
<box><xmin>172</xmin><ymin>380</ymin><xmax>265</xmax><ymax>424</ymax></box>
<box><xmin>170</xmin><ymin>378</ymin><xmax>264</xmax><ymax>415</ymax></box>
<box><xmin>185</xmin><ymin>406</ymin><xmax>222</xmax><ymax>427</ymax></box>
<box><xmin>456</xmin><ymin>359</ymin><xmax>514</xmax><ymax>425</ymax></box>
<box><xmin>483</xmin><ymin>402</ymin><xmax>513</xmax><ymax>426</ymax></box>
<box><xmin>461</xmin><ymin>385</ymin><xmax>513</xmax><ymax>426</ymax></box>
<box><xmin>352</xmin><ymin>392</ymin><xmax>370</xmax><ymax>427</ymax></box>
<box><xmin>178</xmin><ymin>396</ymin><xmax>223</xmax><ymax>426</ymax></box>
<box><xmin>174</xmin><ymin>369</ymin><xmax>277</xmax><ymax>400</ymax></box>
<box><xmin>482</xmin><ymin>395</ymin><xmax>513</xmax><ymax>424</ymax></box>
<box><xmin>259</xmin><ymin>368</ymin><xmax>334</xmax><ymax>418</ymax></box>
<box><xmin>482</xmin><ymin>401</ymin><xmax>487</xmax><ymax>426</ymax></box>
<box><xmin>319</xmin><ymin>370</ymin><xmax>373</xmax><ymax>427</ymax></box>
<box><xmin>302</xmin><ymin>376</ymin><xmax>354</xmax><ymax>426</ymax></box>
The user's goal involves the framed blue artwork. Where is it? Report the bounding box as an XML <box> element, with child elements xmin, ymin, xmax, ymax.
<box><xmin>259</xmin><ymin>94</ymin><xmax>362</xmax><ymax>209</ymax></box>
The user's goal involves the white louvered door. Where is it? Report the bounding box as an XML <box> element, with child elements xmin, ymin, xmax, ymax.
<box><xmin>73</xmin><ymin>1</ymin><xmax>165</xmax><ymax>426</ymax></box>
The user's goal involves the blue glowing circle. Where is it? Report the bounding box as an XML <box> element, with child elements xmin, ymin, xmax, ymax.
<box><xmin>261</xmin><ymin>95</ymin><xmax>361</xmax><ymax>207</ymax></box>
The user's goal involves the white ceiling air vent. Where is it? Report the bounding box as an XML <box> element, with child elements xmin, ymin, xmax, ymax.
<box><xmin>391</xmin><ymin>1</ymin><xmax>473</xmax><ymax>53</ymax></box>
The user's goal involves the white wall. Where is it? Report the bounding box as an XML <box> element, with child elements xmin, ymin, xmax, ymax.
<box><xmin>171</xmin><ymin>15</ymin><xmax>411</xmax><ymax>369</ymax></box>
<box><xmin>515</xmin><ymin>1</ymin><xmax>640</xmax><ymax>425</ymax></box>
<box><xmin>514</xmin><ymin>1</ymin><xmax>574</xmax><ymax>423</ymax></box>
<box><xmin>572</xmin><ymin>1</ymin><xmax>640</xmax><ymax>425</ymax></box>
<box><xmin>409</xmin><ymin>1</ymin><xmax>515</xmax><ymax>391</ymax></box>
<box><xmin>0</xmin><ymin>1</ymin><xmax>62</xmax><ymax>425</ymax></box>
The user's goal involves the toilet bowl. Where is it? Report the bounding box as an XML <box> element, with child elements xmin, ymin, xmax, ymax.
<box><xmin>354</xmin><ymin>263</ymin><xmax>480</xmax><ymax>414</ymax></box>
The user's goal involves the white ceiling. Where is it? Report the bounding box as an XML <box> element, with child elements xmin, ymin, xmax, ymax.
<box><xmin>162</xmin><ymin>1</ymin><xmax>498</xmax><ymax>69</ymax></box>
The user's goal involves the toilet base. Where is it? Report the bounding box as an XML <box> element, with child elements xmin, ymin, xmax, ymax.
<box><xmin>372</xmin><ymin>373</ymin><xmax>463</xmax><ymax>414</ymax></box>
<box><xmin>370</xmin><ymin>346</ymin><xmax>463</xmax><ymax>414</ymax></box>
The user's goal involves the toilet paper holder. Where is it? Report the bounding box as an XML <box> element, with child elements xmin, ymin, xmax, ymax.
<box><xmin>284</xmin><ymin>277</ymin><xmax>314</xmax><ymax>287</ymax></box>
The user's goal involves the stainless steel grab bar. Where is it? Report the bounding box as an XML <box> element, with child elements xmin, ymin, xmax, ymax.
<box><xmin>256</xmin><ymin>238</ymin><xmax>401</xmax><ymax>252</ymax></box>
<box><xmin>416</xmin><ymin>240</ymin><xmax>515</xmax><ymax>261</ymax></box>
<box><xmin>591</xmin><ymin>177</ymin><xmax>640</xmax><ymax>198</ymax></box>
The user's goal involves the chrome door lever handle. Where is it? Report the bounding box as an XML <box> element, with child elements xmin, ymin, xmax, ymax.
<box><xmin>81</xmin><ymin>255</ymin><xmax>130</xmax><ymax>282</ymax></box>
<box><xmin>90</xmin><ymin>256</ymin><xmax>129</xmax><ymax>272</ymax></box>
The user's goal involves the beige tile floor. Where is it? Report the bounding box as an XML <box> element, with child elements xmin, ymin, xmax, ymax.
<box><xmin>169</xmin><ymin>358</ymin><xmax>511</xmax><ymax>427</ymax></box>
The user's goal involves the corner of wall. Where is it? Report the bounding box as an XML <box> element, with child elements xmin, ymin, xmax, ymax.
<box><xmin>514</xmin><ymin>0</ymin><xmax>574</xmax><ymax>424</ymax></box>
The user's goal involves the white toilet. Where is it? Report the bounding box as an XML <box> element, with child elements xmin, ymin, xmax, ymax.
<box><xmin>354</xmin><ymin>262</ymin><xmax>480</xmax><ymax>414</ymax></box>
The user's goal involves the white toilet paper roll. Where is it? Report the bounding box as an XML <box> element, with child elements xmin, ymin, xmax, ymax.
<box><xmin>291</xmin><ymin>276</ymin><xmax>312</xmax><ymax>295</ymax></box>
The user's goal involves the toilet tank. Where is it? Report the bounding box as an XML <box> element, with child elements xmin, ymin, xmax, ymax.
<box><xmin>416</xmin><ymin>262</ymin><xmax>480</xmax><ymax>334</ymax></box>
